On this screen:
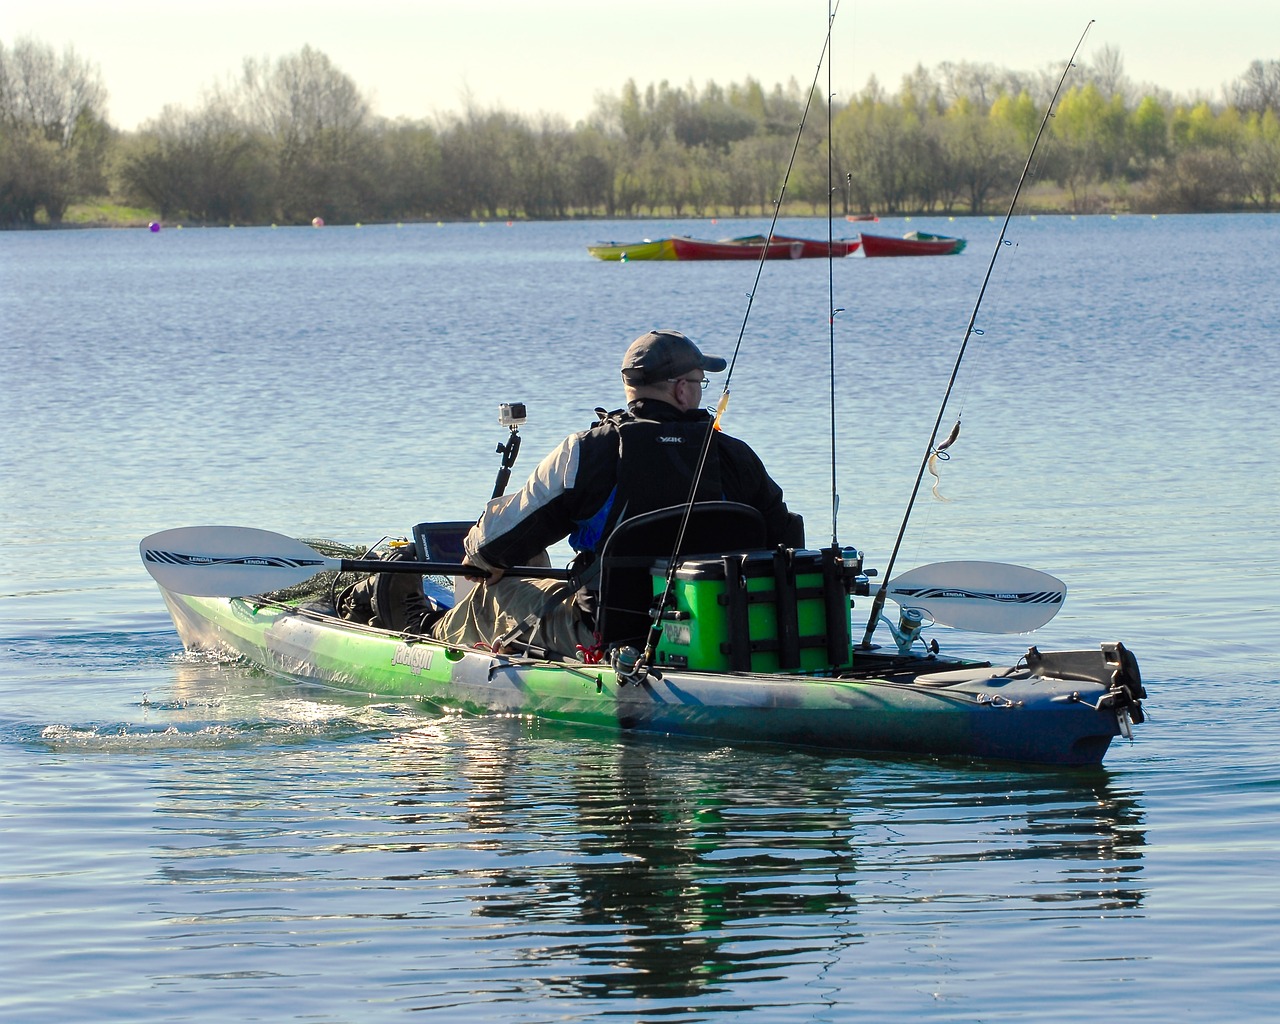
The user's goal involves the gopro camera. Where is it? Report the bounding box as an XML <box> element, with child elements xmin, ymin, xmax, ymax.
<box><xmin>498</xmin><ymin>402</ymin><xmax>527</xmax><ymax>427</ymax></box>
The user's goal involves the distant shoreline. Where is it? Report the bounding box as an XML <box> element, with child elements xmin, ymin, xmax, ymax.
<box><xmin>20</xmin><ymin>178</ymin><xmax>1273</xmax><ymax>230</ymax></box>
<box><xmin>11</xmin><ymin>208</ymin><xmax>1270</xmax><ymax>231</ymax></box>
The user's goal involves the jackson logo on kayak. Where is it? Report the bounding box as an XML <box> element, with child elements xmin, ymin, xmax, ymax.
<box><xmin>392</xmin><ymin>643</ymin><xmax>435</xmax><ymax>675</ymax></box>
<box><xmin>142</xmin><ymin>548</ymin><xmax>326</xmax><ymax>569</ymax></box>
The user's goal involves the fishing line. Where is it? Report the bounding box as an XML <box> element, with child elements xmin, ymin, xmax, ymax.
<box><xmin>630</xmin><ymin>1</ymin><xmax>843</xmax><ymax>673</ymax></box>
<box><xmin>857</xmin><ymin>19</ymin><xmax>1096</xmax><ymax>650</ymax></box>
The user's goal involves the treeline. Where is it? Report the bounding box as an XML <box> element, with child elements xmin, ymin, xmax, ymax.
<box><xmin>2</xmin><ymin>36</ymin><xmax>1279</xmax><ymax>226</ymax></box>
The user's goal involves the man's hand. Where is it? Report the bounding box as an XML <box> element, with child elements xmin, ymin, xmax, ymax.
<box><xmin>462</xmin><ymin>558</ymin><xmax>504</xmax><ymax>585</ymax></box>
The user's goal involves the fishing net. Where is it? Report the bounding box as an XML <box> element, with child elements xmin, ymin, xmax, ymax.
<box><xmin>255</xmin><ymin>538</ymin><xmax>368</xmax><ymax>604</ymax></box>
<box><xmin>256</xmin><ymin>538</ymin><xmax>455</xmax><ymax>607</ymax></box>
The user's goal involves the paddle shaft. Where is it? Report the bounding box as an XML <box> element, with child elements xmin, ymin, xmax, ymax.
<box><xmin>336</xmin><ymin>557</ymin><xmax>572</xmax><ymax>581</ymax></box>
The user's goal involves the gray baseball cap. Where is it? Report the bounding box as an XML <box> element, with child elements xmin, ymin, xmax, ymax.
<box><xmin>620</xmin><ymin>330</ymin><xmax>727</xmax><ymax>385</ymax></box>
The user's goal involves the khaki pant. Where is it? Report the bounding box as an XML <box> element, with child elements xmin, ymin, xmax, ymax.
<box><xmin>429</xmin><ymin>576</ymin><xmax>596</xmax><ymax>658</ymax></box>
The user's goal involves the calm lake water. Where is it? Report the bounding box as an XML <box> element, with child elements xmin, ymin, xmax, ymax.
<box><xmin>2</xmin><ymin>213</ymin><xmax>1278</xmax><ymax>1022</ymax></box>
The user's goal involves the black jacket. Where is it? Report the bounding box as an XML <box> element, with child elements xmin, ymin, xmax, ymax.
<box><xmin>462</xmin><ymin>398</ymin><xmax>803</xmax><ymax>570</ymax></box>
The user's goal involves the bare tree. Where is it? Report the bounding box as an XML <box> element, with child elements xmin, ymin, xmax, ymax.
<box><xmin>122</xmin><ymin>99</ymin><xmax>266</xmax><ymax>223</ymax></box>
<box><xmin>0</xmin><ymin>37</ymin><xmax>108</xmax><ymax>223</ymax></box>
<box><xmin>1229</xmin><ymin>59</ymin><xmax>1280</xmax><ymax>114</ymax></box>
<box><xmin>235</xmin><ymin>46</ymin><xmax>372</xmax><ymax>221</ymax></box>
<box><xmin>1081</xmin><ymin>45</ymin><xmax>1131</xmax><ymax>102</ymax></box>
<box><xmin>0</xmin><ymin>37</ymin><xmax>106</xmax><ymax>145</ymax></box>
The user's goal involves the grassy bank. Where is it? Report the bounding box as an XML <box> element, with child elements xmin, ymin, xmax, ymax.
<box><xmin>39</xmin><ymin>179</ymin><xmax>1186</xmax><ymax>228</ymax></box>
<box><xmin>42</xmin><ymin>201</ymin><xmax>160</xmax><ymax>228</ymax></box>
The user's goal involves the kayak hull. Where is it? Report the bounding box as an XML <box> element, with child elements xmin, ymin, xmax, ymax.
<box><xmin>159</xmin><ymin>589</ymin><xmax>1139</xmax><ymax>766</ymax></box>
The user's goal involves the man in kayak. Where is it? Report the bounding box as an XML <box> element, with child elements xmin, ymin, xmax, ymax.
<box><xmin>426</xmin><ymin>329</ymin><xmax>804</xmax><ymax>656</ymax></box>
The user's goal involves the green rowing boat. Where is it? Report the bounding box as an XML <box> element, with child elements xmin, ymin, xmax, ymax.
<box><xmin>587</xmin><ymin>238</ymin><xmax>677</xmax><ymax>261</ymax></box>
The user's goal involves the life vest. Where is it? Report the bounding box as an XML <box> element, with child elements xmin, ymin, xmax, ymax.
<box><xmin>568</xmin><ymin>409</ymin><xmax>724</xmax><ymax>554</ymax></box>
<box><xmin>563</xmin><ymin>413</ymin><xmax>724</xmax><ymax>626</ymax></box>
<box><xmin>617</xmin><ymin>416</ymin><xmax>721</xmax><ymax>513</ymax></box>
<box><xmin>585</xmin><ymin>415</ymin><xmax>723</xmax><ymax>547</ymax></box>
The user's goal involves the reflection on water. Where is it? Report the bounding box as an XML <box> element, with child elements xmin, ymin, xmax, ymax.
<box><xmin>132</xmin><ymin>689</ymin><xmax>1147</xmax><ymax>1007</ymax></box>
<box><xmin>2</xmin><ymin>578</ymin><xmax>1156</xmax><ymax>1019</ymax></box>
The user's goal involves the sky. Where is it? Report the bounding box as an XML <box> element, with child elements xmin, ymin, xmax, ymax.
<box><xmin>8</xmin><ymin>1</ymin><xmax>1278</xmax><ymax>131</ymax></box>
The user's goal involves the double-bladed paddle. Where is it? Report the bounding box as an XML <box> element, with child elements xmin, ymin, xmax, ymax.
<box><xmin>140</xmin><ymin>526</ymin><xmax>570</xmax><ymax>598</ymax></box>
<box><xmin>141</xmin><ymin>526</ymin><xmax>1067</xmax><ymax>634</ymax></box>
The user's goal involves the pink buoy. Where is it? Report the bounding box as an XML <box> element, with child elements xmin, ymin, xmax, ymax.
<box><xmin>312</xmin><ymin>216</ymin><xmax>324</xmax><ymax>228</ymax></box>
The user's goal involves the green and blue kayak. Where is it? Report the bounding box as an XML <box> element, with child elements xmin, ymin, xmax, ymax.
<box><xmin>156</xmin><ymin>584</ymin><xmax>1144</xmax><ymax>767</ymax></box>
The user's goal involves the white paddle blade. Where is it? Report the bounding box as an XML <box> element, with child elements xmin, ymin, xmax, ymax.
<box><xmin>884</xmin><ymin>560</ymin><xmax>1066</xmax><ymax>634</ymax></box>
<box><xmin>140</xmin><ymin>526</ymin><xmax>338</xmax><ymax>597</ymax></box>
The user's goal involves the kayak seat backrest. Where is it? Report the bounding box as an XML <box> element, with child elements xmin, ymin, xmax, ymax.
<box><xmin>595</xmin><ymin>501</ymin><xmax>768</xmax><ymax>647</ymax></box>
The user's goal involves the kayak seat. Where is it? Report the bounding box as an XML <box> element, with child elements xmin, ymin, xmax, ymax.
<box><xmin>595</xmin><ymin>501</ymin><xmax>768</xmax><ymax>648</ymax></box>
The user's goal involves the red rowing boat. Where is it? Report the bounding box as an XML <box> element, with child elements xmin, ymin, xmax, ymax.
<box><xmin>858</xmin><ymin>231</ymin><xmax>966</xmax><ymax>257</ymax></box>
<box><xmin>730</xmin><ymin>234</ymin><xmax>861</xmax><ymax>258</ymax></box>
<box><xmin>670</xmin><ymin>236</ymin><xmax>805</xmax><ymax>260</ymax></box>
<box><xmin>589</xmin><ymin>234</ymin><xmax>863</xmax><ymax>262</ymax></box>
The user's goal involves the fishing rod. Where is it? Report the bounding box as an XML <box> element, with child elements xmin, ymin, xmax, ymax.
<box><xmin>621</xmin><ymin>1</ymin><xmax>843</xmax><ymax>680</ymax></box>
<box><xmin>856</xmin><ymin>19</ymin><xmax>1096</xmax><ymax>649</ymax></box>
<box><xmin>825</xmin><ymin>0</ymin><xmax>841</xmax><ymax>548</ymax></box>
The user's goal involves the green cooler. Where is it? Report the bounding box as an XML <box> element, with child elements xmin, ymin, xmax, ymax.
<box><xmin>652</xmin><ymin>548</ymin><xmax>854</xmax><ymax>673</ymax></box>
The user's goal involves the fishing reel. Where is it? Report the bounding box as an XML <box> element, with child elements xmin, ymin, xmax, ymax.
<box><xmin>879</xmin><ymin>606</ymin><xmax>939</xmax><ymax>656</ymax></box>
<box><xmin>610</xmin><ymin>645</ymin><xmax>650</xmax><ymax>686</ymax></box>
<box><xmin>838</xmin><ymin>545</ymin><xmax>874</xmax><ymax>596</ymax></box>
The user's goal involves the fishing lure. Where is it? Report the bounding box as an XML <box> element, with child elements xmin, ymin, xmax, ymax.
<box><xmin>927</xmin><ymin>420</ymin><xmax>961</xmax><ymax>501</ymax></box>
